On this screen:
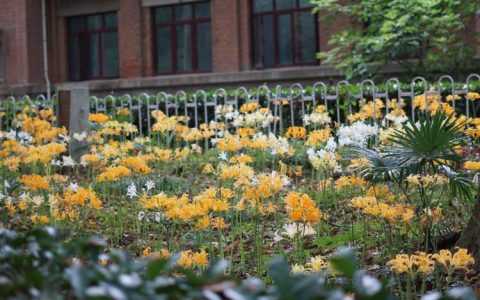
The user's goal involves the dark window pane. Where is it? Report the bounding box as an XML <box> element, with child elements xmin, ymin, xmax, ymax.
<box><xmin>195</xmin><ymin>2</ymin><xmax>210</xmax><ymax>18</ymax></box>
<box><xmin>102</xmin><ymin>32</ymin><xmax>119</xmax><ymax>77</ymax></box>
<box><xmin>196</xmin><ymin>23</ymin><xmax>211</xmax><ymax>71</ymax></box>
<box><xmin>155</xmin><ymin>7</ymin><xmax>172</xmax><ymax>22</ymax></box>
<box><xmin>87</xmin><ymin>15</ymin><xmax>102</xmax><ymax>30</ymax></box>
<box><xmin>277</xmin><ymin>14</ymin><xmax>292</xmax><ymax>64</ymax></box>
<box><xmin>253</xmin><ymin>0</ymin><xmax>273</xmax><ymax>13</ymax></box>
<box><xmin>88</xmin><ymin>34</ymin><xmax>100</xmax><ymax>77</ymax></box>
<box><xmin>299</xmin><ymin>0</ymin><xmax>314</xmax><ymax>7</ymax></box>
<box><xmin>295</xmin><ymin>12</ymin><xmax>316</xmax><ymax>63</ymax></box>
<box><xmin>104</xmin><ymin>13</ymin><xmax>117</xmax><ymax>28</ymax></box>
<box><xmin>156</xmin><ymin>27</ymin><xmax>172</xmax><ymax>73</ymax></box>
<box><xmin>176</xmin><ymin>25</ymin><xmax>192</xmax><ymax>71</ymax></box>
<box><xmin>68</xmin><ymin>17</ymin><xmax>85</xmax><ymax>33</ymax></box>
<box><xmin>253</xmin><ymin>14</ymin><xmax>275</xmax><ymax>67</ymax></box>
<box><xmin>68</xmin><ymin>13</ymin><xmax>119</xmax><ymax>80</ymax></box>
<box><xmin>262</xmin><ymin>15</ymin><xmax>275</xmax><ymax>67</ymax></box>
<box><xmin>275</xmin><ymin>0</ymin><xmax>295</xmax><ymax>10</ymax></box>
<box><xmin>79</xmin><ymin>34</ymin><xmax>89</xmax><ymax>79</ymax></box>
<box><xmin>153</xmin><ymin>3</ymin><xmax>211</xmax><ymax>74</ymax></box>
<box><xmin>68</xmin><ymin>37</ymin><xmax>80</xmax><ymax>79</ymax></box>
<box><xmin>175</xmin><ymin>4</ymin><xmax>192</xmax><ymax>20</ymax></box>
<box><xmin>253</xmin><ymin>16</ymin><xmax>262</xmax><ymax>67</ymax></box>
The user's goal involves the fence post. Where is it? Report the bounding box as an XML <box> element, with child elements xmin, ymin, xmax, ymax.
<box><xmin>58</xmin><ymin>88</ymin><xmax>90</xmax><ymax>159</ymax></box>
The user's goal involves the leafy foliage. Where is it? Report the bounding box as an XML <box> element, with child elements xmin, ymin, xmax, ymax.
<box><xmin>0</xmin><ymin>227</ymin><xmax>475</xmax><ymax>300</ymax></box>
<box><xmin>311</xmin><ymin>0</ymin><xmax>480</xmax><ymax>79</ymax></box>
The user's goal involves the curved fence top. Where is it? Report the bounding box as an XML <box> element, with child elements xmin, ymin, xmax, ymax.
<box><xmin>1</xmin><ymin>74</ymin><xmax>480</xmax><ymax>134</ymax></box>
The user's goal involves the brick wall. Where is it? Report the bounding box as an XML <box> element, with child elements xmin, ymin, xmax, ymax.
<box><xmin>318</xmin><ymin>1</ymin><xmax>352</xmax><ymax>53</ymax></box>
<box><xmin>211</xmin><ymin>0</ymin><xmax>241</xmax><ymax>72</ymax></box>
<box><xmin>0</xmin><ymin>0</ymin><xmax>29</xmax><ymax>86</ymax></box>
<box><xmin>118</xmin><ymin>0</ymin><xmax>144</xmax><ymax>78</ymax></box>
<box><xmin>142</xmin><ymin>7</ymin><xmax>155</xmax><ymax>77</ymax></box>
<box><xmin>0</xmin><ymin>0</ymin><xmax>46</xmax><ymax>90</ymax></box>
<box><xmin>0</xmin><ymin>0</ymin><xmax>350</xmax><ymax>92</ymax></box>
<box><xmin>238</xmin><ymin>0</ymin><xmax>251</xmax><ymax>71</ymax></box>
<box><xmin>25</xmin><ymin>0</ymin><xmax>45</xmax><ymax>84</ymax></box>
<box><xmin>1</xmin><ymin>0</ymin><xmax>480</xmax><ymax>96</ymax></box>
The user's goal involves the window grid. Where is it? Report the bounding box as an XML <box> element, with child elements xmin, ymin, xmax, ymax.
<box><xmin>153</xmin><ymin>1</ymin><xmax>212</xmax><ymax>75</ymax></box>
<box><xmin>251</xmin><ymin>0</ymin><xmax>319</xmax><ymax>69</ymax></box>
<box><xmin>67</xmin><ymin>12</ymin><xmax>119</xmax><ymax>81</ymax></box>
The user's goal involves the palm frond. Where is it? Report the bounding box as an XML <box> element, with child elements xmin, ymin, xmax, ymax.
<box><xmin>386</xmin><ymin>113</ymin><xmax>467</xmax><ymax>167</ymax></box>
<box><xmin>352</xmin><ymin>147</ymin><xmax>420</xmax><ymax>183</ymax></box>
<box><xmin>448</xmin><ymin>172</ymin><xmax>474</xmax><ymax>202</ymax></box>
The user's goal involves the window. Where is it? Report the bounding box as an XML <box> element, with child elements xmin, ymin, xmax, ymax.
<box><xmin>0</xmin><ymin>30</ymin><xmax>4</xmax><ymax>84</ymax></box>
<box><xmin>252</xmin><ymin>0</ymin><xmax>318</xmax><ymax>69</ymax></box>
<box><xmin>67</xmin><ymin>12</ymin><xmax>119</xmax><ymax>81</ymax></box>
<box><xmin>153</xmin><ymin>1</ymin><xmax>212</xmax><ymax>74</ymax></box>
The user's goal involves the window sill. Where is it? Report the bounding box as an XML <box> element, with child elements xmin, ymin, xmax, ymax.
<box><xmin>56</xmin><ymin>64</ymin><xmax>407</xmax><ymax>95</ymax></box>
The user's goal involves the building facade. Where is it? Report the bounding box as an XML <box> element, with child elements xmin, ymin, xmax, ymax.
<box><xmin>0</xmin><ymin>0</ymin><xmax>478</xmax><ymax>96</ymax></box>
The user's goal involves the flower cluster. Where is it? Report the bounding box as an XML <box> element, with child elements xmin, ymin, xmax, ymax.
<box><xmin>285</xmin><ymin>191</ymin><xmax>323</xmax><ymax>223</ymax></box>
<box><xmin>387</xmin><ymin>248</ymin><xmax>474</xmax><ymax>276</ymax></box>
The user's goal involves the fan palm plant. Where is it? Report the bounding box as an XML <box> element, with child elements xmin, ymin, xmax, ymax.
<box><xmin>356</xmin><ymin>113</ymin><xmax>473</xmax><ymax>202</ymax></box>
<box><xmin>354</xmin><ymin>113</ymin><xmax>473</xmax><ymax>250</ymax></box>
<box><xmin>387</xmin><ymin>113</ymin><xmax>467</xmax><ymax>172</ymax></box>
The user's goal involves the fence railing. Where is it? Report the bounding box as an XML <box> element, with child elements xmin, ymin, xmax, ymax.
<box><xmin>0</xmin><ymin>94</ymin><xmax>57</xmax><ymax>131</ymax></box>
<box><xmin>1</xmin><ymin>74</ymin><xmax>480</xmax><ymax>135</ymax></box>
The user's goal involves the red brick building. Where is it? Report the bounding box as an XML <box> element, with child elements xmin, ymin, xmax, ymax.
<box><xmin>0</xmin><ymin>0</ymin><xmax>478</xmax><ymax>96</ymax></box>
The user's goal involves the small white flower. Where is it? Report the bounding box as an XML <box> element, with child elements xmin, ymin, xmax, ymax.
<box><xmin>273</xmin><ymin>231</ymin><xmax>284</xmax><ymax>243</ymax></box>
<box><xmin>51</xmin><ymin>159</ymin><xmax>62</xmax><ymax>167</ymax></box>
<box><xmin>251</xmin><ymin>176</ymin><xmax>259</xmax><ymax>187</ymax></box>
<box><xmin>219</xmin><ymin>152</ymin><xmax>228</xmax><ymax>161</ymax></box>
<box><xmin>155</xmin><ymin>212</ymin><xmax>161</xmax><ymax>223</ymax></box>
<box><xmin>126</xmin><ymin>183</ymin><xmax>138</xmax><ymax>199</ymax></box>
<box><xmin>59</xmin><ymin>134</ymin><xmax>71</xmax><ymax>143</ymax></box>
<box><xmin>73</xmin><ymin>132</ymin><xmax>87</xmax><ymax>141</ymax></box>
<box><xmin>32</xmin><ymin>195</ymin><xmax>43</xmax><ymax>206</ymax></box>
<box><xmin>137</xmin><ymin>212</ymin><xmax>145</xmax><ymax>221</ymax></box>
<box><xmin>145</xmin><ymin>181</ymin><xmax>155</xmax><ymax>192</ymax></box>
<box><xmin>337</xmin><ymin>122</ymin><xmax>378</xmax><ymax>148</ymax></box>
<box><xmin>325</xmin><ymin>137</ymin><xmax>337</xmax><ymax>152</ymax></box>
<box><xmin>69</xmin><ymin>182</ymin><xmax>79</xmax><ymax>192</ymax></box>
<box><xmin>80</xmin><ymin>157</ymin><xmax>89</xmax><ymax>167</ymax></box>
<box><xmin>18</xmin><ymin>131</ymin><xmax>32</xmax><ymax>144</ymax></box>
<box><xmin>6</xmin><ymin>130</ymin><xmax>16</xmax><ymax>140</ymax></box>
<box><xmin>306</xmin><ymin>148</ymin><xmax>315</xmax><ymax>159</ymax></box>
<box><xmin>4</xmin><ymin>180</ymin><xmax>10</xmax><ymax>189</ymax></box>
<box><xmin>282</xmin><ymin>223</ymin><xmax>316</xmax><ymax>239</ymax></box>
<box><xmin>62</xmin><ymin>156</ymin><xmax>76</xmax><ymax>167</ymax></box>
